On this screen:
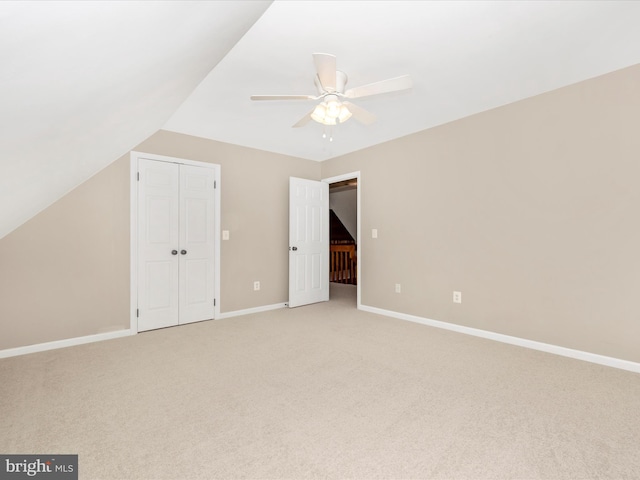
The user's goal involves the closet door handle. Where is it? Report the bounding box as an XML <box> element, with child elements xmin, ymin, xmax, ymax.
<box><xmin>181</xmin><ymin>250</ymin><xmax>187</xmax><ymax>255</ymax></box>
<box><xmin>171</xmin><ymin>250</ymin><xmax>178</xmax><ymax>255</ymax></box>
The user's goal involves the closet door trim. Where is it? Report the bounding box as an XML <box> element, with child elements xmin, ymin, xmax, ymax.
<box><xmin>130</xmin><ymin>151</ymin><xmax>221</xmax><ymax>333</ymax></box>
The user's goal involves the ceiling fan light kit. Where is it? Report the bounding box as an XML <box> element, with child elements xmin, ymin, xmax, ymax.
<box><xmin>310</xmin><ymin>94</ymin><xmax>352</xmax><ymax>126</ymax></box>
<box><xmin>310</xmin><ymin>103</ymin><xmax>335</xmax><ymax>125</ymax></box>
<box><xmin>250</xmin><ymin>53</ymin><xmax>412</xmax><ymax>128</ymax></box>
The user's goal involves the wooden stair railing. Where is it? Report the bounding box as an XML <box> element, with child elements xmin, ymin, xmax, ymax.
<box><xmin>330</xmin><ymin>244</ymin><xmax>357</xmax><ymax>284</ymax></box>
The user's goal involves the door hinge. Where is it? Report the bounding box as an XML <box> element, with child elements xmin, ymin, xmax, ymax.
<box><xmin>136</xmin><ymin>308</ymin><xmax>139</xmax><ymax>318</ymax></box>
<box><xmin>214</xmin><ymin>298</ymin><xmax>216</xmax><ymax>307</ymax></box>
<box><xmin>137</xmin><ymin>172</ymin><xmax>140</xmax><ymax>181</ymax></box>
<box><xmin>214</xmin><ymin>180</ymin><xmax>217</xmax><ymax>189</ymax></box>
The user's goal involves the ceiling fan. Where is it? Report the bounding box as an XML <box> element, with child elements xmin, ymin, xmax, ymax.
<box><xmin>250</xmin><ymin>53</ymin><xmax>413</xmax><ymax>128</ymax></box>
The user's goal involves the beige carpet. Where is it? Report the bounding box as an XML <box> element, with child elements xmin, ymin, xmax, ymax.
<box><xmin>1</xmin><ymin>283</ymin><xmax>640</xmax><ymax>479</ymax></box>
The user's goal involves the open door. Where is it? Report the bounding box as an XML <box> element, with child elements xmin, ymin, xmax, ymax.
<box><xmin>289</xmin><ymin>177</ymin><xmax>329</xmax><ymax>307</ymax></box>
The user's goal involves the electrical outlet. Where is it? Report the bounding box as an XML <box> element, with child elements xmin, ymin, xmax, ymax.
<box><xmin>254</xmin><ymin>281</ymin><xmax>260</xmax><ymax>291</ymax></box>
<box><xmin>453</xmin><ymin>291</ymin><xmax>462</xmax><ymax>304</ymax></box>
<box><xmin>395</xmin><ymin>283</ymin><xmax>401</xmax><ymax>293</ymax></box>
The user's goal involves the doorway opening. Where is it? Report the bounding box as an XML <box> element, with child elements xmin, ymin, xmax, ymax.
<box><xmin>323</xmin><ymin>172</ymin><xmax>360</xmax><ymax>308</ymax></box>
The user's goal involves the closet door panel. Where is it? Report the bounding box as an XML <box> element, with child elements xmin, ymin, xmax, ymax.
<box><xmin>137</xmin><ymin>159</ymin><xmax>180</xmax><ymax>331</ymax></box>
<box><xmin>179</xmin><ymin>165</ymin><xmax>215</xmax><ymax>324</ymax></box>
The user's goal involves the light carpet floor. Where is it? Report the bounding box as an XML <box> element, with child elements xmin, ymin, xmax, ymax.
<box><xmin>1</xmin><ymin>284</ymin><xmax>640</xmax><ymax>479</ymax></box>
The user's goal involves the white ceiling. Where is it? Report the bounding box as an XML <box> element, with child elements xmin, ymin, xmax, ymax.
<box><xmin>2</xmin><ymin>1</ymin><xmax>640</xmax><ymax>239</ymax></box>
<box><xmin>165</xmin><ymin>0</ymin><xmax>640</xmax><ymax>161</ymax></box>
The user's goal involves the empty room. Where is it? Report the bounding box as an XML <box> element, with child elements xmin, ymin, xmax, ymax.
<box><xmin>2</xmin><ymin>1</ymin><xmax>640</xmax><ymax>479</ymax></box>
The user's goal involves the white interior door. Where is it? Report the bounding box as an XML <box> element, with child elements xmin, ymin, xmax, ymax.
<box><xmin>179</xmin><ymin>165</ymin><xmax>215</xmax><ymax>324</ymax></box>
<box><xmin>137</xmin><ymin>159</ymin><xmax>215</xmax><ymax>332</ymax></box>
<box><xmin>289</xmin><ymin>177</ymin><xmax>329</xmax><ymax>308</ymax></box>
<box><xmin>137</xmin><ymin>159</ymin><xmax>180</xmax><ymax>331</ymax></box>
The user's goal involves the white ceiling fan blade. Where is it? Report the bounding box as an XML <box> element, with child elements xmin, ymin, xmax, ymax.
<box><xmin>343</xmin><ymin>101</ymin><xmax>376</xmax><ymax>125</ymax></box>
<box><xmin>345</xmin><ymin>75</ymin><xmax>413</xmax><ymax>99</ymax></box>
<box><xmin>250</xmin><ymin>95</ymin><xmax>316</xmax><ymax>101</ymax></box>
<box><xmin>313</xmin><ymin>53</ymin><xmax>336</xmax><ymax>92</ymax></box>
<box><xmin>292</xmin><ymin>109</ymin><xmax>315</xmax><ymax>128</ymax></box>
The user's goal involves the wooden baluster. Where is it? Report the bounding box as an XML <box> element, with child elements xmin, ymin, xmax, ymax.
<box><xmin>330</xmin><ymin>244</ymin><xmax>357</xmax><ymax>285</ymax></box>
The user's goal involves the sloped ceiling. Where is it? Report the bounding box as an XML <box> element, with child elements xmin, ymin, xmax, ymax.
<box><xmin>0</xmin><ymin>0</ymin><xmax>271</xmax><ymax>239</ymax></box>
<box><xmin>3</xmin><ymin>1</ymin><xmax>640</xmax><ymax>239</ymax></box>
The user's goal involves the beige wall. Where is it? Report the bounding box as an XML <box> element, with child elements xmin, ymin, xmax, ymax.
<box><xmin>0</xmin><ymin>131</ymin><xmax>320</xmax><ymax>350</ymax></box>
<box><xmin>322</xmin><ymin>64</ymin><xmax>640</xmax><ymax>363</ymax></box>
<box><xmin>0</xmin><ymin>156</ymin><xmax>131</xmax><ymax>350</ymax></box>
<box><xmin>3</xmin><ymin>65</ymin><xmax>640</xmax><ymax>364</ymax></box>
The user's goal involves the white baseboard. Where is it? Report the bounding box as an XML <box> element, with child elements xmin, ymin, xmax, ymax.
<box><xmin>359</xmin><ymin>304</ymin><xmax>640</xmax><ymax>374</ymax></box>
<box><xmin>0</xmin><ymin>329</ymin><xmax>135</xmax><ymax>359</ymax></box>
<box><xmin>0</xmin><ymin>303</ymin><xmax>287</xmax><ymax>359</ymax></box>
<box><xmin>6</xmin><ymin>304</ymin><xmax>635</xmax><ymax>374</ymax></box>
<box><xmin>218</xmin><ymin>302</ymin><xmax>287</xmax><ymax>319</ymax></box>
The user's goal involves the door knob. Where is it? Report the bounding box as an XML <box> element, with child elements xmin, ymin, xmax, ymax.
<box><xmin>181</xmin><ymin>250</ymin><xmax>187</xmax><ymax>255</ymax></box>
<box><xmin>291</xmin><ymin>246</ymin><xmax>298</xmax><ymax>251</ymax></box>
<box><xmin>171</xmin><ymin>250</ymin><xmax>178</xmax><ymax>255</ymax></box>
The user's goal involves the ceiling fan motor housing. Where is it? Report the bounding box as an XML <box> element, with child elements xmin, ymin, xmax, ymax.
<box><xmin>316</xmin><ymin>70</ymin><xmax>348</xmax><ymax>95</ymax></box>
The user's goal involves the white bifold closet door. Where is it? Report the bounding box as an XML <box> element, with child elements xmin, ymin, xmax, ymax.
<box><xmin>137</xmin><ymin>158</ymin><xmax>215</xmax><ymax>332</ymax></box>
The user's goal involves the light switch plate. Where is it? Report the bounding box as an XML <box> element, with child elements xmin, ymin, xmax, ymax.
<box><xmin>222</xmin><ymin>230</ymin><xmax>229</xmax><ymax>240</ymax></box>
<box><xmin>372</xmin><ymin>228</ymin><xmax>378</xmax><ymax>239</ymax></box>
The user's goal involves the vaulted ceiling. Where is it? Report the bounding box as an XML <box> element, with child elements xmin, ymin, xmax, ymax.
<box><xmin>3</xmin><ymin>1</ymin><xmax>640</xmax><ymax>239</ymax></box>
